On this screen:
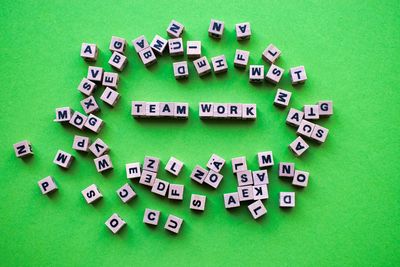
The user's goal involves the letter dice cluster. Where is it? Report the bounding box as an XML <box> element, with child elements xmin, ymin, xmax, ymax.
<box><xmin>125</xmin><ymin>156</ymin><xmax>185</xmax><ymax>202</ymax></box>
<box><xmin>18</xmin><ymin>17</ymin><xmax>334</xmax><ymax>237</ymax></box>
<box><xmin>224</xmin><ymin>152</ymin><xmax>273</xmax><ymax>219</ymax></box>
<box><xmin>279</xmin><ymin>162</ymin><xmax>310</xmax><ymax>189</ymax></box>
<box><xmin>190</xmin><ymin>154</ymin><xmax>226</xmax><ymax>189</ymax></box>
<box><xmin>285</xmin><ymin>101</ymin><xmax>333</xmax><ymax>157</ymax></box>
<box><xmin>143</xmin><ymin>209</ymin><xmax>184</xmax><ymax>234</ymax></box>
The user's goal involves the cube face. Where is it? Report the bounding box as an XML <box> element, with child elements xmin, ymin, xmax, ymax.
<box><xmin>235</xmin><ymin>22</ymin><xmax>251</xmax><ymax>40</ymax></box>
<box><xmin>253</xmin><ymin>170</ymin><xmax>269</xmax><ymax>185</ymax></box>
<box><xmin>279</xmin><ymin>162</ymin><xmax>295</xmax><ymax>178</ymax></box>
<box><xmin>53</xmin><ymin>150</ymin><xmax>73</xmax><ymax>168</ymax></box>
<box><xmin>143</xmin><ymin>156</ymin><xmax>160</xmax><ymax>172</ymax></box>
<box><xmin>208</xmin><ymin>19</ymin><xmax>225</xmax><ymax>39</ymax></box>
<box><xmin>143</xmin><ymin>208</ymin><xmax>160</xmax><ymax>225</ymax></box>
<box><xmin>289</xmin><ymin>136</ymin><xmax>309</xmax><ymax>157</ymax></box>
<box><xmin>145</xmin><ymin>102</ymin><xmax>160</xmax><ymax>117</ymax></box>
<box><xmin>100</xmin><ymin>87</ymin><xmax>120</xmax><ymax>107</ymax></box>
<box><xmin>54</xmin><ymin>107</ymin><xmax>72</xmax><ymax>122</ymax></box>
<box><xmin>109</xmin><ymin>36</ymin><xmax>127</xmax><ymax>54</ymax></box>
<box><xmin>228</xmin><ymin>104</ymin><xmax>242</xmax><ymax>119</ymax></box>
<box><xmin>190</xmin><ymin>165</ymin><xmax>208</xmax><ymax>184</ymax></box>
<box><xmin>72</xmin><ymin>135</ymin><xmax>90</xmax><ymax>152</ymax></box>
<box><xmin>168</xmin><ymin>184</ymin><xmax>184</xmax><ymax>200</ymax></box>
<box><xmin>190</xmin><ymin>194</ymin><xmax>206</xmax><ymax>211</ymax></box>
<box><xmin>173</xmin><ymin>61</ymin><xmax>188</xmax><ymax>79</ymax></box>
<box><xmin>224</xmin><ymin>192</ymin><xmax>240</xmax><ymax>209</ymax></box>
<box><xmin>139</xmin><ymin>46</ymin><xmax>157</xmax><ymax>66</ymax></box>
<box><xmin>199</xmin><ymin>103</ymin><xmax>214</xmax><ymax>118</ymax></box>
<box><xmin>139</xmin><ymin>170</ymin><xmax>157</xmax><ymax>187</ymax></box>
<box><xmin>193</xmin><ymin>56</ymin><xmax>211</xmax><ymax>76</ymax></box>
<box><xmin>94</xmin><ymin>155</ymin><xmax>113</xmax><ymax>173</ymax></box>
<box><xmin>164</xmin><ymin>215</ymin><xmax>183</xmax><ymax>234</ymax></box>
<box><xmin>126</xmin><ymin>162</ymin><xmax>141</xmax><ymax>179</ymax></box>
<box><xmin>132</xmin><ymin>35</ymin><xmax>149</xmax><ymax>53</ymax></box>
<box><xmin>80</xmin><ymin>43</ymin><xmax>98</xmax><ymax>61</ymax></box>
<box><xmin>150</xmin><ymin>34</ymin><xmax>168</xmax><ymax>55</ymax></box>
<box><xmin>248</xmin><ymin>200</ymin><xmax>267</xmax><ymax>219</ymax></box>
<box><xmin>262</xmin><ymin>44</ymin><xmax>281</xmax><ymax>64</ymax></box>
<box><xmin>237</xmin><ymin>170</ymin><xmax>253</xmax><ymax>187</ymax></box>
<box><xmin>84</xmin><ymin>114</ymin><xmax>104</xmax><ymax>133</ymax></box>
<box><xmin>160</xmin><ymin>102</ymin><xmax>175</xmax><ymax>117</ymax></box>
<box><xmin>174</xmin><ymin>103</ymin><xmax>189</xmax><ymax>118</ymax></box>
<box><xmin>38</xmin><ymin>176</ymin><xmax>57</xmax><ymax>195</ymax></box>
<box><xmin>13</xmin><ymin>140</ymin><xmax>33</xmax><ymax>158</ymax></box>
<box><xmin>87</xmin><ymin>66</ymin><xmax>103</xmax><ymax>82</ymax></box>
<box><xmin>257</xmin><ymin>151</ymin><xmax>274</xmax><ymax>168</ymax></box>
<box><xmin>186</xmin><ymin>41</ymin><xmax>201</xmax><ymax>58</ymax></box>
<box><xmin>238</xmin><ymin>186</ymin><xmax>254</xmax><ymax>202</ymax></box>
<box><xmin>274</xmin><ymin>89</ymin><xmax>292</xmax><ymax>108</ymax></box>
<box><xmin>167</xmin><ymin>20</ymin><xmax>184</xmax><ymax>38</ymax></box>
<box><xmin>231</xmin><ymin>156</ymin><xmax>247</xmax><ymax>173</ymax></box>
<box><xmin>310</xmin><ymin>124</ymin><xmax>329</xmax><ymax>143</ymax></box>
<box><xmin>213</xmin><ymin>103</ymin><xmax>228</xmax><ymax>118</ymax></box>
<box><xmin>105</xmin><ymin>213</ymin><xmax>126</xmax><ymax>234</ymax></box>
<box><xmin>69</xmin><ymin>111</ymin><xmax>88</xmax><ymax>130</ymax></box>
<box><xmin>318</xmin><ymin>101</ymin><xmax>333</xmax><ymax>116</ymax></box>
<box><xmin>249</xmin><ymin>65</ymin><xmax>264</xmax><ymax>82</ymax></box>
<box><xmin>304</xmin><ymin>105</ymin><xmax>320</xmax><ymax>120</ymax></box>
<box><xmin>211</xmin><ymin>55</ymin><xmax>228</xmax><ymax>73</ymax></box>
<box><xmin>131</xmin><ymin>101</ymin><xmax>146</xmax><ymax>117</ymax></box>
<box><xmin>78</xmin><ymin>78</ymin><xmax>96</xmax><ymax>96</ymax></box>
<box><xmin>206</xmin><ymin>154</ymin><xmax>225</xmax><ymax>172</ymax></box>
<box><xmin>168</xmin><ymin>38</ymin><xmax>184</xmax><ymax>56</ymax></box>
<box><xmin>89</xmin><ymin>138</ymin><xmax>109</xmax><ymax>157</ymax></box>
<box><xmin>80</xmin><ymin>95</ymin><xmax>100</xmax><ymax>114</ymax></box>
<box><xmin>102</xmin><ymin>72</ymin><xmax>119</xmax><ymax>89</ymax></box>
<box><xmin>286</xmin><ymin>108</ymin><xmax>304</xmax><ymax>127</ymax></box>
<box><xmin>82</xmin><ymin>184</ymin><xmax>102</xmax><ymax>204</ymax></box>
<box><xmin>108</xmin><ymin>51</ymin><xmax>128</xmax><ymax>71</ymax></box>
<box><xmin>265</xmin><ymin>64</ymin><xmax>284</xmax><ymax>84</ymax></box>
<box><xmin>280</xmin><ymin>192</ymin><xmax>295</xmax><ymax>208</ymax></box>
<box><xmin>117</xmin><ymin>183</ymin><xmax>136</xmax><ymax>203</ymax></box>
<box><xmin>292</xmin><ymin>170</ymin><xmax>310</xmax><ymax>187</ymax></box>
<box><xmin>165</xmin><ymin>157</ymin><xmax>184</xmax><ymax>176</ymax></box>
<box><xmin>242</xmin><ymin>104</ymin><xmax>257</xmax><ymax>120</ymax></box>
<box><xmin>290</xmin><ymin>66</ymin><xmax>307</xmax><ymax>84</ymax></box>
<box><xmin>234</xmin><ymin>49</ymin><xmax>250</xmax><ymax>68</ymax></box>
<box><xmin>151</xmin><ymin>179</ymin><xmax>170</xmax><ymax>197</ymax></box>
<box><xmin>204</xmin><ymin>170</ymin><xmax>223</xmax><ymax>189</ymax></box>
<box><xmin>297</xmin><ymin>120</ymin><xmax>316</xmax><ymax>138</ymax></box>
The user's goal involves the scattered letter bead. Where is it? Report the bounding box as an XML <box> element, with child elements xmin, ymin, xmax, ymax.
<box><xmin>289</xmin><ymin>136</ymin><xmax>309</xmax><ymax>157</ymax></box>
<box><xmin>105</xmin><ymin>213</ymin><xmax>126</xmax><ymax>234</ymax></box>
<box><xmin>266</xmin><ymin>64</ymin><xmax>284</xmax><ymax>84</ymax></box>
<box><xmin>80</xmin><ymin>43</ymin><xmax>98</xmax><ymax>61</ymax></box>
<box><xmin>262</xmin><ymin>44</ymin><xmax>281</xmax><ymax>64</ymax></box>
<box><xmin>248</xmin><ymin>200</ymin><xmax>267</xmax><ymax>219</ymax></box>
<box><xmin>164</xmin><ymin>214</ymin><xmax>183</xmax><ymax>234</ymax></box>
<box><xmin>38</xmin><ymin>176</ymin><xmax>57</xmax><ymax>195</ymax></box>
<box><xmin>14</xmin><ymin>140</ymin><xmax>33</xmax><ymax>158</ymax></box>
<box><xmin>290</xmin><ymin>66</ymin><xmax>307</xmax><ymax>84</ymax></box>
<box><xmin>208</xmin><ymin>19</ymin><xmax>224</xmax><ymax>39</ymax></box>
<box><xmin>235</xmin><ymin>22</ymin><xmax>251</xmax><ymax>40</ymax></box>
<box><xmin>280</xmin><ymin>192</ymin><xmax>295</xmax><ymax>208</ymax></box>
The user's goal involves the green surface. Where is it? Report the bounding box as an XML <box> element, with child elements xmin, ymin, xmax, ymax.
<box><xmin>1</xmin><ymin>0</ymin><xmax>399</xmax><ymax>266</ymax></box>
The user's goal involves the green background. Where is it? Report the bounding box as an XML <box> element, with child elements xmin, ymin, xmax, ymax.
<box><xmin>1</xmin><ymin>0</ymin><xmax>399</xmax><ymax>266</ymax></box>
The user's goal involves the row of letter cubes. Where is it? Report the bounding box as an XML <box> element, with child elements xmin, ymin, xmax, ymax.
<box><xmin>130</xmin><ymin>102</ymin><xmax>257</xmax><ymax>119</ymax></box>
